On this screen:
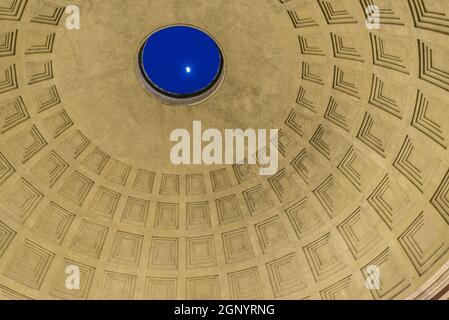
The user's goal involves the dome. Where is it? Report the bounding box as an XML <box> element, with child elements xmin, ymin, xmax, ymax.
<box><xmin>0</xmin><ymin>0</ymin><xmax>448</xmax><ymax>300</ymax></box>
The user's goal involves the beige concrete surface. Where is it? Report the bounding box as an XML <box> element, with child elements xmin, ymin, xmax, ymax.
<box><xmin>0</xmin><ymin>0</ymin><xmax>448</xmax><ymax>300</ymax></box>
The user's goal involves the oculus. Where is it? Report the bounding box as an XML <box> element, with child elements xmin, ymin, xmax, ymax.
<box><xmin>137</xmin><ymin>25</ymin><xmax>225</xmax><ymax>105</ymax></box>
<box><xmin>169</xmin><ymin>121</ymin><xmax>279</xmax><ymax>176</ymax></box>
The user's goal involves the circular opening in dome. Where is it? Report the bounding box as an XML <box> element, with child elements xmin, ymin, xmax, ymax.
<box><xmin>136</xmin><ymin>25</ymin><xmax>225</xmax><ymax>105</ymax></box>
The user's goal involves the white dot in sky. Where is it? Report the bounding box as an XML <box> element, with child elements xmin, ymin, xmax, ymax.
<box><xmin>186</xmin><ymin>66</ymin><xmax>191</xmax><ymax>73</ymax></box>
